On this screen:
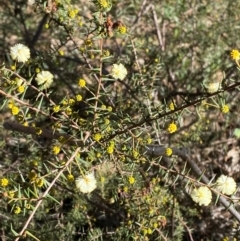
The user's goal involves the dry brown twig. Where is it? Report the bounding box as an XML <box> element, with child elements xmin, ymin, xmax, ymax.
<box><xmin>146</xmin><ymin>145</ymin><xmax>240</xmax><ymax>223</ymax></box>
<box><xmin>3</xmin><ymin>121</ymin><xmax>84</xmax><ymax>146</ymax></box>
<box><xmin>14</xmin><ymin>147</ymin><xmax>82</xmax><ymax>241</ymax></box>
<box><xmin>150</xmin><ymin>4</ymin><xmax>165</xmax><ymax>51</ymax></box>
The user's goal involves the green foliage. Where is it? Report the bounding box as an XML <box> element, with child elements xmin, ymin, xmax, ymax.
<box><xmin>1</xmin><ymin>0</ymin><xmax>240</xmax><ymax>240</ymax></box>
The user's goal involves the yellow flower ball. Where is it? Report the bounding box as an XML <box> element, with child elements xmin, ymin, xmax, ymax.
<box><xmin>128</xmin><ymin>176</ymin><xmax>135</xmax><ymax>184</ymax></box>
<box><xmin>97</xmin><ymin>0</ymin><xmax>111</xmax><ymax>10</ymax></box>
<box><xmin>93</xmin><ymin>133</ymin><xmax>102</xmax><ymax>141</ymax></box>
<box><xmin>0</xmin><ymin>178</ymin><xmax>9</xmax><ymax>187</ymax></box>
<box><xmin>221</xmin><ymin>105</ymin><xmax>229</xmax><ymax>114</ymax></box>
<box><xmin>35</xmin><ymin>178</ymin><xmax>44</xmax><ymax>187</ymax></box>
<box><xmin>132</xmin><ymin>150</ymin><xmax>139</xmax><ymax>158</ymax></box>
<box><xmin>67</xmin><ymin>174</ymin><xmax>75</xmax><ymax>182</ymax></box>
<box><xmin>65</xmin><ymin>107</ymin><xmax>72</xmax><ymax>116</ymax></box>
<box><xmin>8</xmin><ymin>191</ymin><xmax>15</xmax><ymax>198</ymax></box>
<box><xmin>53</xmin><ymin>105</ymin><xmax>60</xmax><ymax>113</ymax></box>
<box><xmin>167</xmin><ymin>123</ymin><xmax>177</xmax><ymax>134</ymax></box>
<box><xmin>101</xmin><ymin>105</ymin><xmax>107</xmax><ymax>110</ymax></box>
<box><xmin>68</xmin><ymin>98</ymin><xmax>75</xmax><ymax>106</ymax></box>
<box><xmin>107</xmin><ymin>106</ymin><xmax>112</xmax><ymax>112</ymax></box>
<box><xmin>17</xmin><ymin>85</ymin><xmax>25</xmax><ymax>93</ymax></box>
<box><xmin>84</xmin><ymin>39</ymin><xmax>92</xmax><ymax>47</ymax></box>
<box><xmin>230</xmin><ymin>49</ymin><xmax>240</xmax><ymax>61</ymax></box>
<box><xmin>35</xmin><ymin>127</ymin><xmax>42</xmax><ymax>135</ymax></box>
<box><xmin>52</xmin><ymin>145</ymin><xmax>61</xmax><ymax>155</ymax></box>
<box><xmin>107</xmin><ymin>145</ymin><xmax>114</xmax><ymax>154</ymax></box>
<box><xmin>169</xmin><ymin>102</ymin><xmax>175</xmax><ymax>110</ymax></box>
<box><xmin>76</xmin><ymin>94</ymin><xmax>82</xmax><ymax>101</ymax></box>
<box><xmin>14</xmin><ymin>206</ymin><xmax>21</xmax><ymax>214</ymax></box>
<box><xmin>165</xmin><ymin>148</ymin><xmax>173</xmax><ymax>156</ymax></box>
<box><xmin>118</xmin><ymin>26</ymin><xmax>127</xmax><ymax>34</ymax></box>
<box><xmin>78</xmin><ymin>78</ymin><xmax>86</xmax><ymax>87</ymax></box>
<box><xmin>11</xmin><ymin>106</ymin><xmax>19</xmax><ymax>115</ymax></box>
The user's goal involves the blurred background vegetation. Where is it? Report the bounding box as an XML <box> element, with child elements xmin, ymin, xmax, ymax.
<box><xmin>1</xmin><ymin>0</ymin><xmax>240</xmax><ymax>240</ymax></box>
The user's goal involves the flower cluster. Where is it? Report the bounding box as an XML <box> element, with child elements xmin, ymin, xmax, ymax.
<box><xmin>75</xmin><ymin>172</ymin><xmax>97</xmax><ymax>193</ymax></box>
<box><xmin>221</xmin><ymin>105</ymin><xmax>229</xmax><ymax>114</ymax></box>
<box><xmin>93</xmin><ymin>133</ymin><xmax>102</xmax><ymax>142</ymax></box>
<box><xmin>111</xmin><ymin>63</ymin><xmax>127</xmax><ymax>80</ymax></box>
<box><xmin>75</xmin><ymin>94</ymin><xmax>82</xmax><ymax>101</ymax></box>
<box><xmin>203</xmin><ymin>81</ymin><xmax>220</xmax><ymax>93</ymax></box>
<box><xmin>35</xmin><ymin>71</ymin><xmax>54</xmax><ymax>89</ymax></box>
<box><xmin>10</xmin><ymin>43</ymin><xmax>30</xmax><ymax>63</ymax></box>
<box><xmin>128</xmin><ymin>176</ymin><xmax>135</xmax><ymax>184</ymax></box>
<box><xmin>68</xmin><ymin>8</ymin><xmax>78</xmax><ymax>19</ymax></box>
<box><xmin>0</xmin><ymin>178</ymin><xmax>9</xmax><ymax>187</ymax></box>
<box><xmin>78</xmin><ymin>78</ymin><xmax>86</xmax><ymax>87</ymax></box>
<box><xmin>53</xmin><ymin>105</ymin><xmax>61</xmax><ymax>113</ymax></box>
<box><xmin>98</xmin><ymin>0</ymin><xmax>109</xmax><ymax>8</ymax></box>
<box><xmin>167</xmin><ymin>122</ymin><xmax>177</xmax><ymax>134</ymax></box>
<box><xmin>95</xmin><ymin>0</ymin><xmax>112</xmax><ymax>12</ymax></box>
<box><xmin>117</xmin><ymin>25</ymin><xmax>127</xmax><ymax>34</ymax></box>
<box><xmin>67</xmin><ymin>174</ymin><xmax>75</xmax><ymax>182</ymax></box>
<box><xmin>17</xmin><ymin>85</ymin><xmax>25</xmax><ymax>93</ymax></box>
<box><xmin>230</xmin><ymin>49</ymin><xmax>240</xmax><ymax>61</ymax></box>
<box><xmin>230</xmin><ymin>49</ymin><xmax>240</xmax><ymax>67</ymax></box>
<box><xmin>14</xmin><ymin>206</ymin><xmax>21</xmax><ymax>214</ymax></box>
<box><xmin>169</xmin><ymin>102</ymin><xmax>175</xmax><ymax>111</ymax></box>
<box><xmin>11</xmin><ymin>106</ymin><xmax>20</xmax><ymax>115</ymax></box>
<box><xmin>35</xmin><ymin>178</ymin><xmax>44</xmax><ymax>188</ymax></box>
<box><xmin>52</xmin><ymin>145</ymin><xmax>61</xmax><ymax>155</ymax></box>
<box><xmin>215</xmin><ymin>175</ymin><xmax>237</xmax><ymax>195</ymax></box>
<box><xmin>190</xmin><ymin>186</ymin><xmax>212</xmax><ymax>206</ymax></box>
<box><xmin>165</xmin><ymin>148</ymin><xmax>173</xmax><ymax>156</ymax></box>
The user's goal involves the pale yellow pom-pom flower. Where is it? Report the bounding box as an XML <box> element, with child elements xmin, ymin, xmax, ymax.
<box><xmin>10</xmin><ymin>43</ymin><xmax>30</xmax><ymax>63</ymax></box>
<box><xmin>111</xmin><ymin>63</ymin><xmax>127</xmax><ymax>80</ymax></box>
<box><xmin>35</xmin><ymin>71</ymin><xmax>54</xmax><ymax>89</ymax></box>
<box><xmin>75</xmin><ymin>172</ymin><xmax>97</xmax><ymax>193</ymax></box>
<box><xmin>190</xmin><ymin>186</ymin><xmax>212</xmax><ymax>206</ymax></box>
<box><xmin>215</xmin><ymin>175</ymin><xmax>237</xmax><ymax>195</ymax></box>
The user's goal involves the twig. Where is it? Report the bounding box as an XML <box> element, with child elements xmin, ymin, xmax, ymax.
<box><xmin>3</xmin><ymin>121</ymin><xmax>84</xmax><ymax>146</ymax></box>
<box><xmin>132</xmin><ymin>0</ymin><xmax>149</xmax><ymax>26</ymax></box>
<box><xmin>179</xmin><ymin>218</ymin><xmax>194</xmax><ymax>241</ymax></box>
<box><xmin>14</xmin><ymin>147</ymin><xmax>81</xmax><ymax>241</ymax></box>
<box><xmin>107</xmin><ymin>81</ymin><xmax>240</xmax><ymax>140</ymax></box>
<box><xmin>150</xmin><ymin>4</ymin><xmax>165</xmax><ymax>51</ymax></box>
<box><xmin>30</xmin><ymin>14</ymin><xmax>48</xmax><ymax>47</ymax></box>
<box><xmin>146</xmin><ymin>144</ymin><xmax>240</xmax><ymax>223</ymax></box>
<box><xmin>93</xmin><ymin>12</ymin><xmax>104</xmax><ymax>122</ymax></box>
<box><xmin>155</xmin><ymin>228</ymin><xmax>168</xmax><ymax>241</ymax></box>
<box><xmin>121</xmin><ymin>0</ymin><xmax>152</xmax><ymax>51</ymax></box>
